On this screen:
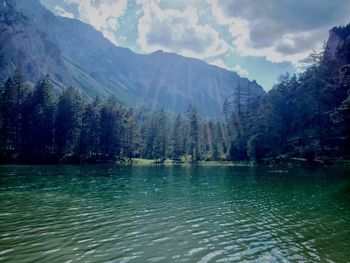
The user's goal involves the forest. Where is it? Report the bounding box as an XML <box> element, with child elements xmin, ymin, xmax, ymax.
<box><xmin>0</xmin><ymin>25</ymin><xmax>349</xmax><ymax>164</ymax></box>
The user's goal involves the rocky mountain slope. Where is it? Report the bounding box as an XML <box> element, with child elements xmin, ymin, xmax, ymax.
<box><xmin>0</xmin><ymin>0</ymin><xmax>265</xmax><ymax>117</ymax></box>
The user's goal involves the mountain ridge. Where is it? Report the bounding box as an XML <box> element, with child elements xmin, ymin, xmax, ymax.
<box><xmin>0</xmin><ymin>0</ymin><xmax>265</xmax><ymax>117</ymax></box>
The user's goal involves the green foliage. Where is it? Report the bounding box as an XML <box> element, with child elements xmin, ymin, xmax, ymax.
<box><xmin>55</xmin><ymin>86</ymin><xmax>83</xmax><ymax>160</ymax></box>
<box><xmin>0</xmin><ymin>66</ymin><xmax>29</xmax><ymax>161</ymax></box>
<box><xmin>80</xmin><ymin>96</ymin><xmax>101</xmax><ymax>161</ymax></box>
<box><xmin>220</xmin><ymin>30</ymin><xmax>350</xmax><ymax>162</ymax></box>
<box><xmin>22</xmin><ymin>75</ymin><xmax>56</xmax><ymax>161</ymax></box>
<box><xmin>186</xmin><ymin>104</ymin><xmax>200</xmax><ymax>161</ymax></box>
<box><xmin>171</xmin><ymin>114</ymin><xmax>185</xmax><ymax>159</ymax></box>
<box><xmin>123</xmin><ymin>108</ymin><xmax>141</xmax><ymax>159</ymax></box>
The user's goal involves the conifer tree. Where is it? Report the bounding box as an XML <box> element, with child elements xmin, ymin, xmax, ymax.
<box><xmin>80</xmin><ymin>96</ymin><xmax>101</xmax><ymax>161</ymax></box>
<box><xmin>24</xmin><ymin>76</ymin><xmax>56</xmax><ymax>161</ymax></box>
<box><xmin>99</xmin><ymin>97</ymin><xmax>121</xmax><ymax>160</ymax></box>
<box><xmin>172</xmin><ymin>114</ymin><xmax>185</xmax><ymax>159</ymax></box>
<box><xmin>55</xmin><ymin>86</ymin><xmax>83</xmax><ymax>160</ymax></box>
<box><xmin>124</xmin><ymin>108</ymin><xmax>141</xmax><ymax>159</ymax></box>
<box><xmin>0</xmin><ymin>66</ymin><xmax>29</xmax><ymax>159</ymax></box>
<box><xmin>186</xmin><ymin>104</ymin><xmax>199</xmax><ymax>161</ymax></box>
<box><xmin>152</xmin><ymin>108</ymin><xmax>167</xmax><ymax>161</ymax></box>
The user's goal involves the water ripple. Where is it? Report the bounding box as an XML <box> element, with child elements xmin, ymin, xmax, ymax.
<box><xmin>0</xmin><ymin>165</ymin><xmax>350</xmax><ymax>262</ymax></box>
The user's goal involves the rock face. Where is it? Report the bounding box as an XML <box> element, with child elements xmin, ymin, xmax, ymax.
<box><xmin>325</xmin><ymin>25</ymin><xmax>350</xmax><ymax>61</ymax></box>
<box><xmin>0</xmin><ymin>1</ymin><xmax>65</xmax><ymax>85</ymax></box>
<box><xmin>325</xmin><ymin>30</ymin><xmax>345</xmax><ymax>59</ymax></box>
<box><xmin>0</xmin><ymin>0</ymin><xmax>265</xmax><ymax>117</ymax></box>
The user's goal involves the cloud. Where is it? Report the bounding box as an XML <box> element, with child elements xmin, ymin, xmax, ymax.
<box><xmin>137</xmin><ymin>2</ymin><xmax>229</xmax><ymax>59</ymax></box>
<box><xmin>64</xmin><ymin>0</ymin><xmax>128</xmax><ymax>44</ymax></box>
<box><xmin>54</xmin><ymin>5</ymin><xmax>74</xmax><ymax>18</ymax></box>
<box><xmin>136</xmin><ymin>0</ymin><xmax>161</xmax><ymax>5</ymax></box>
<box><xmin>210</xmin><ymin>59</ymin><xmax>249</xmax><ymax>77</ymax></box>
<box><xmin>209</xmin><ymin>0</ymin><xmax>350</xmax><ymax>64</ymax></box>
<box><xmin>233</xmin><ymin>65</ymin><xmax>249</xmax><ymax>77</ymax></box>
<box><xmin>210</xmin><ymin>59</ymin><xmax>228</xmax><ymax>69</ymax></box>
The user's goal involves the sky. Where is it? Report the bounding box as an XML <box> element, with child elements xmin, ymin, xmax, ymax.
<box><xmin>40</xmin><ymin>0</ymin><xmax>350</xmax><ymax>90</ymax></box>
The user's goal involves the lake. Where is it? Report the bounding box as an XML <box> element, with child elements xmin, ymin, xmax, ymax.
<box><xmin>0</xmin><ymin>165</ymin><xmax>350</xmax><ymax>262</ymax></box>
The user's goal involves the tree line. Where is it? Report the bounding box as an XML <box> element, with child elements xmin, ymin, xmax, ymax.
<box><xmin>1</xmin><ymin>25</ymin><xmax>349</xmax><ymax>164</ymax></box>
<box><xmin>221</xmin><ymin>25</ymin><xmax>350</xmax><ymax>162</ymax></box>
<box><xmin>0</xmin><ymin>68</ymin><xmax>228</xmax><ymax>163</ymax></box>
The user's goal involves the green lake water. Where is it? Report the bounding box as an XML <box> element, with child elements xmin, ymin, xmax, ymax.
<box><xmin>0</xmin><ymin>165</ymin><xmax>350</xmax><ymax>262</ymax></box>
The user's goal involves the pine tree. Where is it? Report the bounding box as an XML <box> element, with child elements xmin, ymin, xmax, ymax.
<box><xmin>152</xmin><ymin>108</ymin><xmax>167</xmax><ymax>161</ymax></box>
<box><xmin>55</xmin><ymin>86</ymin><xmax>83</xmax><ymax>160</ymax></box>
<box><xmin>186</xmin><ymin>104</ymin><xmax>199</xmax><ymax>161</ymax></box>
<box><xmin>201</xmin><ymin>121</ymin><xmax>211</xmax><ymax>161</ymax></box>
<box><xmin>0</xmin><ymin>78</ymin><xmax>15</xmax><ymax>154</ymax></box>
<box><xmin>99</xmin><ymin>97</ymin><xmax>122</xmax><ymax>160</ymax></box>
<box><xmin>23</xmin><ymin>76</ymin><xmax>56</xmax><ymax>161</ymax></box>
<box><xmin>141</xmin><ymin>112</ymin><xmax>156</xmax><ymax>159</ymax></box>
<box><xmin>172</xmin><ymin>114</ymin><xmax>185</xmax><ymax>159</ymax></box>
<box><xmin>0</xmin><ymin>84</ymin><xmax>3</xmax><ymax>132</ymax></box>
<box><xmin>80</xmin><ymin>96</ymin><xmax>101</xmax><ymax>161</ymax></box>
<box><xmin>0</xmin><ymin>66</ymin><xmax>29</xmax><ymax>159</ymax></box>
<box><xmin>123</xmin><ymin>108</ymin><xmax>141</xmax><ymax>159</ymax></box>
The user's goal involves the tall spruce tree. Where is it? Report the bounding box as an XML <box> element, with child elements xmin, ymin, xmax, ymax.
<box><xmin>55</xmin><ymin>87</ymin><xmax>83</xmax><ymax>160</ymax></box>
<box><xmin>80</xmin><ymin>96</ymin><xmax>101</xmax><ymax>161</ymax></box>
<box><xmin>23</xmin><ymin>76</ymin><xmax>56</xmax><ymax>161</ymax></box>
<box><xmin>99</xmin><ymin>97</ymin><xmax>122</xmax><ymax>160</ymax></box>
<box><xmin>0</xmin><ymin>66</ymin><xmax>29</xmax><ymax>160</ymax></box>
<box><xmin>152</xmin><ymin>108</ymin><xmax>167</xmax><ymax>161</ymax></box>
<box><xmin>186</xmin><ymin>104</ymin><xmax>199</xmax><ymax>161</ymax></box>
<box><xmin>172</xmin><ymin>114</ymin><xmax>185</xmax><ymax>159</ymax></box>
<box><xmin>124</xmin><ymin>108</ymin><xmax>141</xmax><ymax>159</ymax></box>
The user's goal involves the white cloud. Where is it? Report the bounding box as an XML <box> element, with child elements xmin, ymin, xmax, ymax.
<box><xmin>210</xmin><ymin>59</ymin><xmax>228</xmax><ymax>69</ymax></box>
<box><xmin>54</xmin><ymin>5</ymin><xmax>74</xmax><ymax>18</ymax></box>
<box><xmin>137</xmin><ymin>2</ymin><xmax>229</xmax><ymax>59</ymax></box>
<box><xmin>233</xmin><ymin>65</ymin><xmax>249</xmax><ymax>77</ymax></box>
<box><xmin>64</xmin><ymin>0</ymin><xmax>128</xmax><ymax>44</ymax></box>
<box><xmin>210</xmin><ymin>59</ymin><xmax>249</xmax><ymax>77</ymax></box>
<box><xmin>209</xmin><ymin>0</ymin><xmax>350</xmax><ymax>65</ymax></box>
<box><xmin>136</xmin><ymin>0</ymin><xmax>161</xmax><ymax>5</ymax></box>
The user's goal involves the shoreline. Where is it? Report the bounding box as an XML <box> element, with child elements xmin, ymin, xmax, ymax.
<box><xmin>0</xmin><ymin>158</ymin><xmax>349</xmax><ymax>167</ymax></box>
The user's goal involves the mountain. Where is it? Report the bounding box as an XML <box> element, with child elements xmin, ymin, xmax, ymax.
<box><xmin>325</xmin><ymin>25</ymin><xmax>350</xmax><ymax>62</ymax></box>
<box><xmin>0</xmin><ymin>0</ymin><xmax>265</xmax><ymax>117</ymax></box>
